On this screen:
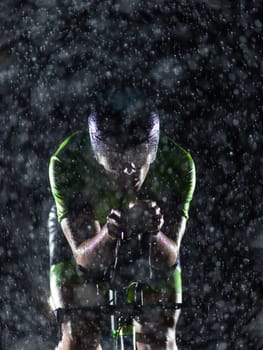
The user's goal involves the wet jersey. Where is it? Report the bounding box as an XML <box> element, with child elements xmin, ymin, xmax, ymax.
<box><xmin>49</xmin><ymin>131</ymin><xmax>196</xmax><ymax>226</ymax></box>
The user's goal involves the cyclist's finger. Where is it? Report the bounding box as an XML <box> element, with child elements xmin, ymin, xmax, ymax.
<box><xmin>145</xmin><ymin>207</ymin><xmax>161</xmax><ymax>219</ymax></box>
<box><xmin>107</xmin><ymin>217</ymin><xmax>121</xmax><ymax>227</ymax></box>
<box><xmin>108</xmin><ymin>211</ymin><xmax>122</xmax><ymax>223</ymax></box>
<box><xmin>158</xmin><ymin>214</ymin><xmax>164</xmax><ymax>229</ymax></box>
<box><xmin>154</xmin><ymin>206</ymin><xmax>162</xmax><ymax>215</ymax></box>
<box><xmin>153</xmin><ymin>212</ymin><xmax>163</xmax><ymax>221</ymax></box>
<box><xmin>151</xmin><ymin>214</ymin><xmax>164</xmax><ymax>229</ymax></box>
<box><xmin>150</xmin><ymin>200</ymin><xmax>157</xmax><ymax>208</ymax></box>
<box><xmin>146</xmin><ymin>201</ymin><xmax>162</xmax><ymax>215</ymax></box>
<box><xmin>109</xmin><ymin>209</ymin><xmax>121</xmax><ymax>217</ymax></box>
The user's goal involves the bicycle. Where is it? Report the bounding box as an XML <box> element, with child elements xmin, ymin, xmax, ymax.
<box><xmin>54</xmin><ymin>287</ymin><xmax>182</xmax><ymax>349</ymax></box>
<box><xmin>54</xmin><ymin>231</ymin><xmax>182</xmax><ymax>349</ymax></box>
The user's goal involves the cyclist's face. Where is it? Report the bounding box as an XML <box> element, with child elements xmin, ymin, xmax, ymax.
<box><xmin>96</xmin><ymin>143</ymin><xmax>154</xmax><ymax>192</ymax></box>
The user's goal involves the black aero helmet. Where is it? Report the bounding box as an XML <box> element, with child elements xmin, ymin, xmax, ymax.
<box><xmin>88</xmin><ymin>88</ymin><xmax>160</xmax><ymax>162</ymax></box>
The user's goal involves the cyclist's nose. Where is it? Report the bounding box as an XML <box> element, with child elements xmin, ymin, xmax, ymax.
<box><xmin>123</xmin><ymin>162</ymin><xmax>137</xmax><ymax>175</ymax></box>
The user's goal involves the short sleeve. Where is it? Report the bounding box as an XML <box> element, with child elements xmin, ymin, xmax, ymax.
<box><xmin>180</xmin><ymin>153</ymin><xmax>196</xmax><ymax>220</ymax></box>
<box><xmin>49</xmin><ymin>155</ymin><xmax>72</xmax><ymax>222</ymax></box>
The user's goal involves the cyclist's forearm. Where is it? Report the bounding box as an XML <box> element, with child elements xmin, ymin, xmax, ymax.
<box><xmin>173</xmin><ymin>216</ymin><xmax>187</xmax><ymax>250</ymax></box>
<box><xmin>151</xmin><ymin>217</ymin><xmax>186</xmax><ymax>268</ymax></box>
<box><xmin>61</xmin><ymin>218</ymin><xmax>116</xmax><ymax>270</ymax></box>
<box><xmin>152</xmin><ymin>231</ymin><xmax>178</xmax><ymax>268</ymax></box>
<box><xmin>74</xmin><ymin>225</ymin><xmax>117</xmax><ymax>269</ymax></box>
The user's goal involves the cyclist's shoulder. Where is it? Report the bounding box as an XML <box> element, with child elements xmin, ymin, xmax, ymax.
<box><xmin>158</xmin><ymin>132</ymin><xmax>195</xmax><ymax>167</ymax></box>
<box><xmin>51</xmin><ymin>131</ymin><xmax>90</xmax><ymax>160</ymax></box>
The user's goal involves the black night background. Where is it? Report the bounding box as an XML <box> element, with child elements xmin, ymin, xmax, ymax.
<box><xmin>1</xmin><ymin>1</ymin><xmax>262</xmax><ymax>349</ymax></box>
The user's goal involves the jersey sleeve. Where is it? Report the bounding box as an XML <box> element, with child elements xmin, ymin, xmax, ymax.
<box><xmin>179</xmin><ymin>152</ymin><xmax>196</xmax><ymax>220</ymax></box>
<box><xmin>49</xmin><ymin>155</ymin><xmax>72</xmax><ymax>222</ymax></box>
<box><xmin>161</xmin><ymin>135</ymin><xmax>196</xmax><ymax>220</ymax></box>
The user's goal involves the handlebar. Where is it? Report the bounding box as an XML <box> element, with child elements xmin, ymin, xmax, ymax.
<box><xmin>54</xmin><ymin>302</ymin><xmax>182</xmax><ymax>323</ymax></box>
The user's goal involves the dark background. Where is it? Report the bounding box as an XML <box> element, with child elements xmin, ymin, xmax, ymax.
<box><xmin>1</xmin><ymin>1</ymin><xmax>262</xmax><ymax>349</ymax></box>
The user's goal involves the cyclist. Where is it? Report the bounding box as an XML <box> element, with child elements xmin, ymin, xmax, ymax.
<box><xmin>48</xmin><ymin>89</ymin><xmax>196</xmax><ymax>350</ymax></box>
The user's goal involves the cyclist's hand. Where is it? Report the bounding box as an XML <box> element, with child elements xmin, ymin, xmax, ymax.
<box><xmin>126</xmin><ymin>200</ymin><xmax>164</xmax><ymax>235</ymax></box>
<box><xmin>106</xmin><ymin>209</ymin><xmax>123</xmax><ymax>239</ymax></box>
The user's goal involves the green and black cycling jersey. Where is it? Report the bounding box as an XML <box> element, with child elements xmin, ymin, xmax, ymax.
<box><xmin>49</xmin><ymin>131</ymin><xmax>196</xmax><ymax>226</ymax></box>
